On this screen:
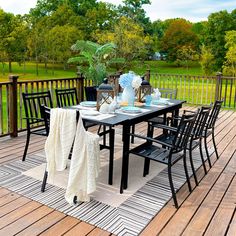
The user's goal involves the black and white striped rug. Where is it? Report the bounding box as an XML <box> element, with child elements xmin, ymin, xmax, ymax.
<box><xmin>0</xmin><ymin>148</ymin><xmax>211</xmax><ymax>236</ymax></box>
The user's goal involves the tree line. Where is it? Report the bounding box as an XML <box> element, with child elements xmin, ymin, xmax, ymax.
<box><xmin>0</xmin><ymin>0</ymin><xmax>236</xmax><ymax>76</ymax></box>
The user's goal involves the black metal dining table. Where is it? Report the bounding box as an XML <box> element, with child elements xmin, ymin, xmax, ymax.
<box><xmin>79</xmin><ymin>99</ymin><xmax>185</xmax><ymax>194</ymax></box>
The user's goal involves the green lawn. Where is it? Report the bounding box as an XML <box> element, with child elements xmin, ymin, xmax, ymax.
<box><xmin>0</xmin><ymin>60</ymin><xmax>234</xmax><ymax>136</ymax></box>
<box><xmin>130</xmin><ymin>61</ymin><xmax>203</xmax><ymax>76</ymax></box>
<box><xmin>0</xmin><ymin>62</ymin><xmax>77</xmax><ymax>82</ymax></box>
<box><xmin>0</xmin><ymin>60</ymin><xmax>204</xmax><ymax>82</ymax></box>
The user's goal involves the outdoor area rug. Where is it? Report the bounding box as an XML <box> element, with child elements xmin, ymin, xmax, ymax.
<box><xmin>0</xmin><ymin>139</ymin><xmax>212</xmax><ymax>236</ymax></box>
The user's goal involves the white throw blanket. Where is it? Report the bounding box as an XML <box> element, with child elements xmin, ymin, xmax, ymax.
<box><xmin>45</xmin><ymin>108</ymin><xmax>77</xmax><ymax>179</ymax></box>
<box><xmin>45</xmin><ymin>108</ymin><xmax>100</xmax><ymax>204</ymax></box>
<box><xmin>65</xmin><ymin>115</ymin><xmax>100</xmax><ymax>204</ymax></box>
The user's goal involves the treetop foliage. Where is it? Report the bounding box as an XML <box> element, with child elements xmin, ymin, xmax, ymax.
<box><xmin>0</xmin><ymin>0</ymin><xmax>236</xmax><ymax>76</ymax></box>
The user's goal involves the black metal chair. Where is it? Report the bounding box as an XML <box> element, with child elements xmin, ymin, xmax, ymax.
<box><xmin>186</xmin><ymin>107</ymin><xmax>211</xmax><ymax>185</ymax></box>
<box><xmin>153</xmin><ymin>107</ymin><xmax>212</xmax><ymax>186</ymax></box>
<box><xmin>40</xmin><ymin>105</ymin><xmax>115</xmax><ymax>192</ymax></box>
<box><xmin>22</xmin><ymin>91</ymin><xmax>53</xmax><ymax>161</ymax></box>
<box><xmin>84</xmin><ymin>86</ymin><xmax>97</xmax><ymax>101</ymax></box>
<box><xmin>56</xmin><ymin>87</ymin><xmax>98</xmax><ymax>130</ymax></box>
<box><xmin>148</xmin><ymin>88</ymin><xmax>178</xmax><ymax>126</ymax></box>
<box><xmin>202</xmin><ymin>100</ymin><xmax>223</xmax><ymax>168</ymax></box>
<box><xmin>55</xmin><ymin>88</ymin><xmax>79</xmax><ymax>107</ymax></box>
<box><xmin>126</xmin><ymin>111</ymin><xmax>197</xmax><ymax>208</ymax></box>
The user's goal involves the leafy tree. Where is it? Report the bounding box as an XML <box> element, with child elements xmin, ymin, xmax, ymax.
<box><xmin>192</xmin><ymin>21</ymin><xmax>207</xmax><ymax>44</ymax></box>
<box><xmin>223</xmin><ymin>30</ymin><xmax>236</xmax><ymax>76</ymax></box>
<box><xmin>27</xmin><ymin>18</ymin><xmax>50</xmax><ymax>75</ymax></box>
<box><xmin>0</xmin><ymin>10</ymin><xmax>28</xmax><ymax>72</ymax></box>
<box><xmin>96</xmin><ymin>16</ymin><xmax>152</xmax><ymax>63</ymax></box>
<box><xmin>200</xmin><ymin>45</ymin><xmax>215</xmax><ymax>75</ymax></box>
<box><xmin>203</xmin><ymin>10</ymin><xmax>235</xmax><ymax>70</ymax></box>
<box><xmin>47</xmin><ymin>25</ymin><xmax>83</xmax><ymax>71</ymax></box>
<box><xmin>85</xmin><ymin>2</ymin><xmax>118</xmax><ymax>40</ymax></box>
<box><xmin>46</xmin><ymin>4</ymin><xmax>80</xmax><ymax>27</ymax></box>
<box><xmin>118</xmin><ymin>0</ymin><xmax>152</xmax><ymax>34</ymax></box>
<box><xmin>160</xmin><ymin>19</ymin><xmax>199</xmax><ymax>62</ymax></box>
<box><xmin>176</xmin><ymin>46</ymin><xmax>199</xmax><ymax>69</ymax></box>
<box><xmin>68</xmin><ymin>40</ymin><xmax>123</xmax><ymax>84</ymax></box>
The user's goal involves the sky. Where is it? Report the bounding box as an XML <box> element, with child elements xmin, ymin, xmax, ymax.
<box><xmin>0</xmin><ymin>0</ymin><xmax>235</xmax><ymax>22</ymax></box>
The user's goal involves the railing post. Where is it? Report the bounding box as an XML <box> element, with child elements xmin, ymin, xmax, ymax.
<box><xmin>146</xmin><ymin>69</ymin><xmax>151</xmax><ymax>82</ymax></box>
<box><xmin>77</xmin><ymin>73</ymin><xmax>84</xmax><ymax>102</ymax></box>
<box><xmin>215</xmin><ymin>72</ymin><xmax>222</xmax><ymax>101</ymax></box>
<box><xmin>9</xmin><ymin>75</ymin><xmax>19</xmax><ymax>137</ymax></box>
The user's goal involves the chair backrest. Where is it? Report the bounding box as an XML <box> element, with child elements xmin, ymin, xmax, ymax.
<box><xmin>159</xmin><ymin>88</ymin><xmax>177</xmax><ymax>99</ymax></box>
<box><xmin>55</xmin><ymin>88</ymin><xmax>78</xmax><ymax>107</ymax></box>
<box><xmin>40</xmin><ymin>105</ymin><xmax>51</xmax><ymax>135</ymax></box>
<box><xmin>22</xmin><ymin>91</ymin><xmax>53</xmax><ymax>126</ymax></box>
<box><xmin>173</xmin><ymin>111</ymin><xmax>197</xmax><ymax>151</ymax></box>
<box><xmin>84</xmin><ymin>86</ymin><xmax>97</xmax><ymax>101</ymax></box>
<box><xmin>192</xmin><ymin>106</ymin><xmax>211</xmax><ymax>139</ymax></box>
<box><xmin>207</xmin><ymin>100</ymin><xmax>223</xmax><ymax>129</ymax></box>
<box><xmin>40</xmin><ymin>106</ymin><xmax>81</xmax><ymax>136</ymax></box>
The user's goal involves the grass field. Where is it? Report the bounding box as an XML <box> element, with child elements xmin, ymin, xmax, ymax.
<box><xmin>0</xmin><ymin>61</ymin><xmax>203</xmax><ymax>82</ymax></box>
<box><xmin>0</xmin><ymin>60</ymin><xmax>235</xmax><ymax>136</ymax></box>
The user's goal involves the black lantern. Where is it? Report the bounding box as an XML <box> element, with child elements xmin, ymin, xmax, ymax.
<box><xmin>96</xmin><ymin>78</ymin><xmax>115</xmax><ymax>111</ymax></box>
<box><xmin>138</xmin><ymin>76</ymin><xmax>152</xmax><ymax>102</ymax></box>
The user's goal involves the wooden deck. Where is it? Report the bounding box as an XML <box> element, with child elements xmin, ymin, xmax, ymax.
<box><xmin>0</xmin><ymin>106</ymin><xmax>235</xmax><ymax>236</ymax></box>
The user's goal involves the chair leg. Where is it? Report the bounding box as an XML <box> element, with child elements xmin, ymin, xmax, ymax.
<box><xmin>108</xmin><ymin>128</ymin><xmax>115</xmax><ymax>185</ymax></box>
<box><xmin>212</xmin><ymin>128</ymin><xmax>219</xmax><ymax>159</ymax></box>
<box><xmin>143</xmin><ymin>158</ymin><xmax>150</xmax><ymax>177</ymax></box>
<box><xmin>131</xmin><ymin>125</ymin><xmax>135</xmax><ymax>144</ymax></box>
<box><xmin>189</xmin><ymin>148</ymin><xmax>199</xmax><ymax>186</ymax></box>
<box><xmin>199</xmin><ymin>138</ymin><xmax>208</xmax><ymax>174</ymax></box>
<box><xmin>183</xmin><ymin>150</ymin><xmax>192</xmax><ymax>192</ymax></box>
<box><xmin>168</xmin><ymin>162</ymin><xmax>178</xmax><ymax>208</ymax></box>
<box><xmin>22</xmin><ymin>130</ymin><xmax>31</xmax><ymax>161</ymax></box>
<box><xmin>204</xmin><ymin>135</ymin><xmax>212</xmax><ymax>168</ymax></box>
<box><xmin>41</xmin><ymin>170</ymin><xmax>48</xmax><ymax>192</ymax></box>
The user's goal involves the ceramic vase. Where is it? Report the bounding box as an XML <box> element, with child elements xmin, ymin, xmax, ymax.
<box><xmin>122</xmin><ymin>85</ymin><xmax>135</xmax><ymax>106</ymax></box>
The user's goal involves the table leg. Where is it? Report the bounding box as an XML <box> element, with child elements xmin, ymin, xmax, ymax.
<box><xmin>173</xmin><ymin>108</ymin><xmax>180</xmax><ymax>127</ymax></box>
<box><xmin>108</xmin><ymin>128</ymin><xmax>115</xmax><ymax>185</ymax></box>
<box><xmin>120</xmin><ymin>123</ymin><xmax>131</xmax><ymax>193</ymax></box>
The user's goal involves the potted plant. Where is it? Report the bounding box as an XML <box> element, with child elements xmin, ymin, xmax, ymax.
<box><xmin>68</xmin><ymin>40</ymin><xmax>124</xmax><ymax>85</ymax></box>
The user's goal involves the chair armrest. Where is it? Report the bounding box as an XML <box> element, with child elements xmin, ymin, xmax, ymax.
<box><xmin>151</xmin><ymin>123</ymin><xmax>178</xmax><ymax>133</ymax></box>
<box><xmin>129</xmin><ymin>133</ymin><xmax>174</xmax><ymax>148</ymax></box>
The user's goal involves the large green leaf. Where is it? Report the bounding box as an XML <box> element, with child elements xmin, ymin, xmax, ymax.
<box><xmin>71</xmin><ymin>40</ymin><xmax>100</xmax><ymax>55</ymax></box>
<box><xmin>95</xmin><ymin>43</ymin><xmax>116</xmax><ymax>58</ymax></box>
<box><xmin>67</xmin><ymin>56</ymin><xmax>88</xmax><ymax>64</ymax></box>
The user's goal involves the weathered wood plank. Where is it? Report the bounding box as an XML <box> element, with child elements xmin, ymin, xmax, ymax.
<box><xmin>0</xmin><ymin>201</ymin><xmax>42</xmax><ymax>230</ymax></box>
<box><xmin>63</xmin><ymin>222</ymin><xmax>95</xmax><ymax>236</ymax></box>
<box><xmin>0</xmin><ymin>205</ymin><xmax>53</xmax><ymax>235</ymax></box>
<box><xmin>39</xmin><ymin>216</ymin><xmax>80</xmax><ymax>236</ymax></box>
<box><xmin>16</xmin><ymin>211</ymin><xmax>66</xmax><ymax>236</ymax></box>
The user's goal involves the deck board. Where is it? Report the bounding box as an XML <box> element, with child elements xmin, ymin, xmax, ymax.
<box><xmin>0</xmin><ymin>106</ymin><xmax>235</xmax><ymax>236</ymax></box>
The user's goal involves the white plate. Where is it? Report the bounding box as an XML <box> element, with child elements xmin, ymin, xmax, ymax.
<box><xmin>80</xmin><ymin>101</ymin><xmax>97</xmax><ymax>107</ymax></box>
<box><xmin>80</xmin><ymin>110</ymin><xmax>100</xmax><ymax>116</ymax></box>
<box><xmin>121</xmin><ymin>106</ymin><xmax>142</xmax><ymax>113</ymax></box>
<box><xmin>152</xmin><ymin>99</ymin><xmax>169</xmax><ymax>105</ymax></box>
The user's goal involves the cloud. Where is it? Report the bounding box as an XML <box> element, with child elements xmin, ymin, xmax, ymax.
<box><xmin>143</xmin><ymin>0</ymin><xmax>235</xmax><ymax>22</ymax></box>
<box><xmin>0</xmin><ymin>0</ymin><xmax>37</xmax><ymax>14</ymax></box>
<box><xmin>0</xmin><ymin>0</ymin><xmax>235</xmax><ymax>22</ymax></box>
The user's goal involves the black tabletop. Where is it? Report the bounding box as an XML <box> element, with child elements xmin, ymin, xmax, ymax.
<box><xmin>79</xmin><ymin>99</ymin><xmax>185</xmax><ymax>127</ymax></box>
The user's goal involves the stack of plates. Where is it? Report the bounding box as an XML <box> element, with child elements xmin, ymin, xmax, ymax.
<box><xmin>152</xmin><ymin>98</ymin><xmax>170</xmax><ymax>105</ymax></box>
<box><xmin>80</xmin><ymin>110</ymin><xmax>100</xmax><ymax>116</ymax></box>
<box><xmin>80</xmin><ymin>101</ymin><xmax>97</xmax><ymax>107</ymax></box>
<box><xmin>121</xmin><ymin>106</ymin><xmax>142</xmax><ymax>113</ymax></box>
